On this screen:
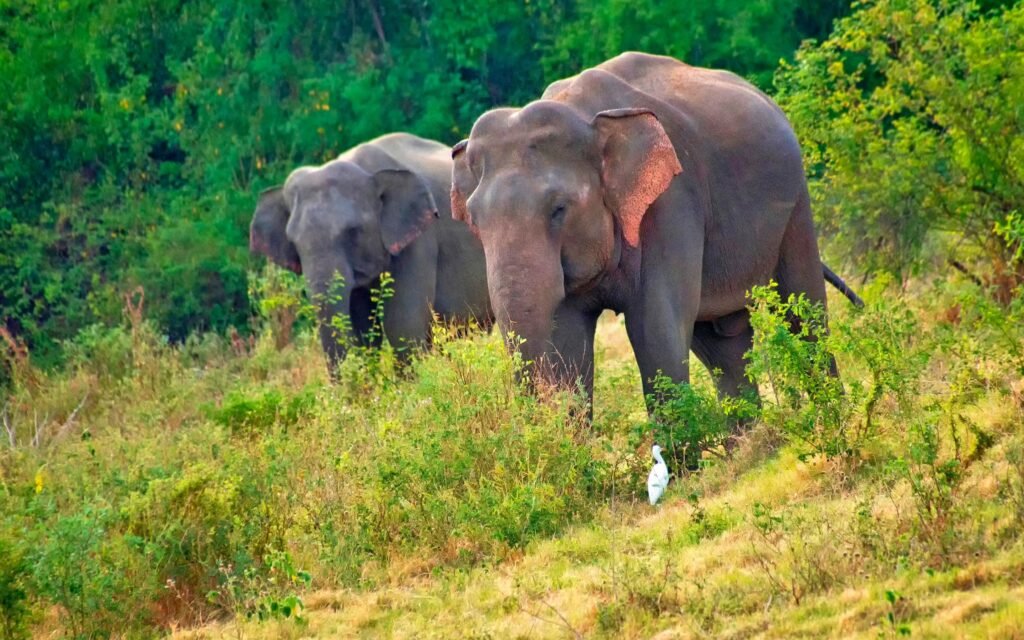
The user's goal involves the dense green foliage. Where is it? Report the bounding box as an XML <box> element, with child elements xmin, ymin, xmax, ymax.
<box><xmin>1</xmin><ymin>0</ymin><xmax>852</xmax><ymax>367</ymax></box>
<box><xmin>777</xmin><ymin>0</ymin><xmax>1024</xmax><ymax>287</ymax></box>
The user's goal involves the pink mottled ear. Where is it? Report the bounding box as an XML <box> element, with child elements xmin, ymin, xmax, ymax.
<box><xmin>451</xmin><ymin>139</ymin><xmax>479</xmax><ymax>237</ymax></box>
<box><xmin>593</xmin><ymin>109</ymin><xmax>682</xmax><ymax>247</ymax></box>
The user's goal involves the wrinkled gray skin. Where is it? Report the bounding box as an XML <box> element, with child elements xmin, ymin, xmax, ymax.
<box><xmin>251</xmin><ymin>133</ymin><xmax>491</xmax><ymax>377</ymax></box>
<box><xmin>453</xmin><ymin>52</ymin><xmax>855</xmax><ymax>409</ymax></box>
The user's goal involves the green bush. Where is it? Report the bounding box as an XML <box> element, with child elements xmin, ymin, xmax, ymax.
<box><xmin>31</xmin><ymin>507</ymin><xmax>149</xmax><ymax>639</ymax></box>
<box><xmin>206</xmin><ymin>387</ymin><xmax>318</xmax><ymax>434</ymax></box>
<box><xmin>0</xmin><ymin>533</ymin><xmax>32</xmax><ymax>640</ymax></box>
<box><xmin>776</xmin><ymin>0</ymin><xmax>1024</xmax><ymax>287</ymax></box>
<box><xmin>745</xmin><ymin>284</ymin><xmax>855</xmax><ymax>459</ymax></box>
<box><xmin>745</xmin><ymin>281</ymin><xmax>929</xmax><ymax>461</ymax></box>
<box><xmin>639</xmin><ymin>376</ymin><xmax>756</xmax><ymax>472</ymax></box>
<box><xmin>62</xmin><ymin>324</ymin><xmax>134</xmax><ymax>382</ymax></box>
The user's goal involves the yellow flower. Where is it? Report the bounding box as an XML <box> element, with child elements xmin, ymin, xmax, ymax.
<box><xmin>34</xmin><ymin>469</ymin><xmax>45</xmax><ymax>494</ymax></box>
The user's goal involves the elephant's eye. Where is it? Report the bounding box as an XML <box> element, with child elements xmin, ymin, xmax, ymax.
<box><xmin>550</xmin><ymin>204</ymin><xmax>567</xmax><ymax>225</ymax></box>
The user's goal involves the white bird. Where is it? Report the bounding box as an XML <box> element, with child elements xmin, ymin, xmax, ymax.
<box><xmin>647</xmin><ymin>444</ymin><xmax>670</xmax><ymax>506</ymax></box>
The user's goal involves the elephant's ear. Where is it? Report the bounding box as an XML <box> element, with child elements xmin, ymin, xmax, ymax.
<box><xmin>374</xmin><ymin>169</ymin><xmax>439</xmax><ymax>256</ymax></box>
<box><xmin>593</xmin><ymin>108</ymin><xmax>682</xmax><ymax>247</ymax></box>
<box><xmin>250</xmin><ymin>186</ymin><xmax>302</xmax><ymax>274</ymax></box>
<box><xmin>451</xmin><ymin>139</ymin><xmax>479</xmax><ymax>237</ymax></box>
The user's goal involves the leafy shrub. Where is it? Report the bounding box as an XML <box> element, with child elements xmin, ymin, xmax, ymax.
<box><xmin>206</xmin><ymin>387</ymin><xmax>318</xmax><ymax>434</ymax></box>
<box><xmin>745</xmin><ymin>284</ymin><xmax>855</xmax><ymax>458</ymax></box>
<box><xmin>0</xmin><ymin>533</ymin><xmax>32</xmax><ymax>640</ymax></box>
<box><xmin>748</xmin><ymin>502</ymin><xmax>852</xmax><ymax>605</ymax></box>
<box><xmin>210</xmin><ymin>549</ymin><xmax>311</xmax><ymax>624</ymax></box>
<box><xmin>31</xmin><ymin>508</ymin><xmax>147</xmax><ymax>639</ymax></box>
<box><xmin>1002</xmin><ymin>440</ymin><xmax>1024</xmax><ymax>529</ymax></box>
<box><xmin>745</xmin><ymin>281</ymin><xmax>929</xmax><ymax>461</ymax></box>
<box><xmin>776</xmin><ymin>0</ymin><xmax>1024</xmax><ymax>289</ymax></box>
<box><xmin>62</xmin><ymin>324</ymin><xmax>134</xmax><ymax>381</ymax></box>
<box><xmin>639</xmin><ymin>375</ymin><xmax>756</xmax><ymax>472</ymax></box>
<box><xmin>122</xmin><ymin>455</ymin><xmax>303</xmax><ymax>621</ymax></box>
<box><xmin>248</xmin><ymin>264</ymin><xmax>311</xmax><ymax>351</ymax></box>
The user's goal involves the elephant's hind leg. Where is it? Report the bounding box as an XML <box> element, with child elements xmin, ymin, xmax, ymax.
<box><xmin>773</xmin><ymin>188</ymin><xmax>838</xmax><ymax>377</ymax></box>
<box><xmin>691</xmin><ymin>316</ymin><xmax>755</xmax><ymax>402</ymax></box>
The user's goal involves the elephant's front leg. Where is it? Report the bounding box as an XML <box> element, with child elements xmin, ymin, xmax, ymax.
<box><xmin>625</xmin><ymin>288</ymin><xmax>698</xmax><ymax>412</ymax></box>
<box><xmin>382</xmin><ymin>235</ymin><xmax>439</xmax><ymax>362</ymax></box>
<box><xmin>350</xmin><ymin>286</ymin><xmax>383</xmax><ymax>349</ymax></box>
<box><xmin>624</xmin><ymin>201</ymin><xmax>704</xmax><ymax>413</ymax></box>
<box><xmin>549</xmin><ymin>300</ymin><xmax>600</xmax><ymax>417</ymax></box>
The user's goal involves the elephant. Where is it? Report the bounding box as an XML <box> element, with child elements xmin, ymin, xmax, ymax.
<box><xmin>451</xmin><ymin>52</ymin><xmax>862</xmax><ymax>409</ymax></box>
<box><xmin>251</xmin><ymin>133</ymin><xmax>491</xmax><ymax>376</ymax></box>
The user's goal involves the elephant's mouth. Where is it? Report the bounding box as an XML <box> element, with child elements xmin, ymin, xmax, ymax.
<box><xmin>351</xmin><ymin>268</ymin><xmax>383</xmax><ymax>290</ymax></box>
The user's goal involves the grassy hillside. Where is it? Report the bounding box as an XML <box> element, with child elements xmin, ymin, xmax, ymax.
<box><xmin>2</xmin><ymin>275</ymin><xmax>1023</xmax><ymax>638</ymax></box>
<box><xmin>3</xmin><ymin>1</ymin><xmax>1024</xmax><ymax>638</ymax></box>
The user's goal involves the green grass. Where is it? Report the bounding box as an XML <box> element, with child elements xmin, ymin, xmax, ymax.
<box><xmin>2</xmin><ymin>281</ymin><xmax>1024</xmax><ymax>639</ymax></box>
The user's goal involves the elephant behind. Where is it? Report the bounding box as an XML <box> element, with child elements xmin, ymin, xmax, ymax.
<box><xmin>251</xmin><ymin>133</ymin><xmax>491</xmax><ymax>376</ymax></box>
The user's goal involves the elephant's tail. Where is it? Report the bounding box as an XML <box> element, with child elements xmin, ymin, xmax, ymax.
<box><xmin>823</xmin><ymin>264</ymin><xmax>865</xmax><ymax>308</ymax></box>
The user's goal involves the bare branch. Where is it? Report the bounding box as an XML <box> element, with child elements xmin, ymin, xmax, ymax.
<box><xmin>947</xmin><ymin>258</ymin><xmax>984</xmax><ymax>287</ymax></box>
<box><xmin>2</xmin><ymin>402</ymin><xmax>14</xmax><ymax>448</ymax></box>
<box><xmin>55</xmin><ymin>392</ymin><xmax>90</xmax><ymax>441</ymax></box>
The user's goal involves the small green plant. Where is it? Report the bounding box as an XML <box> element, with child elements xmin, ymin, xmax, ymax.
<box><xmin>888</xmin><ymin>418</ymin><xmax>965</xmax><ymax>562</ymax></box>
<box><xmin>595</xmin><ymin>601</ymin><xmax>625</xmax><ymax>634</ymax></box>
<box><xmin>1002</xmin><ymin>440</ymin><xmax>1024</xmax><ymax>529</ymax></box>
<box><xmin>249</xmin><ymin>264</ymin><xmax>313</xmax><ymax>351</ymax></box>
<box><xmin>748</xmin><ymin>502</ymin><xmax>845</xmax><ymax>606</ymax></box>
<box><xmin>880</xmin><ymin>589</ymin><xmax>912</xmax><ymax>637</ymax></box>
<box><xmin>639</xmin><ymin>375</ymin><xmax>756</xmax><ymax>472</ymax></box>
<box><xmin>205</xmin><ymin>386</ymin><xmax>317</xmax><ymax>434</ymax></box>
<box><xmin>208</xmin><ymin>550</ymin><xmax>311</xmax><ymax>624</ymax></box>
<box><xmin>609</xmin><ymin>555</ymin><xmax>682</xmax><ymax>617</ymax></box>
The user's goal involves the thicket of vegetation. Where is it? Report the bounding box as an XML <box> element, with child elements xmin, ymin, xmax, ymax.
<box><xmin>2</xmin><ymin>0</ymin><xmax>1024</xmax><ymax>637</ymax></box>
<box><xmin>777</xmin><ymin>0</ymin><xmax>1024</xmax><ymax>291</ymax></box>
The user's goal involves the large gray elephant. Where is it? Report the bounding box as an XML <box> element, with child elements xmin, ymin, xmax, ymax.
<box><xmin>451</xmin><ymin>52</ymin><xmax>861</xmax><ymax>406</ymax></box>
<box><xmin>251</xmin><ymin>133</ymin><xmax>491</xmax><ymax>376</ymax></box>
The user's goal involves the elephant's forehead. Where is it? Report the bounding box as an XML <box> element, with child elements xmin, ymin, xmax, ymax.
<box><xmin>470</xmin><ymin>103</ymin><xmax>595</xmax><ymax>164</ymax></box>
<box><xmin>288</xmin><ymin>161</ymin><xmax>370</xmax><ymax>197</ymax></box>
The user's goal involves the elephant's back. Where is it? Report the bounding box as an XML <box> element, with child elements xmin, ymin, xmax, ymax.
<box><xmin>550</xmin><ymin>53</ymin><xmax>810</xmax><ymax>312</ymax></box>
<box><xmin>340</xmin><ymin>133</ymin><xmax>454</xmax><ymax>216</ymax></box>
<box><xmin>360</xmin><ymin>133</ymin><xmax>451</xmax><ymax>164</ymax></box>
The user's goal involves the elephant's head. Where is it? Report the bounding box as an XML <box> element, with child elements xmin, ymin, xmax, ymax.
<box><xmin>250</xmin><ymin>160</ymin><xmax>439</xmax><ymax>373</ymax></box>
<box><xmin>451</xmin><ymin>102</ymin><xmax>681</xmax><ymax>382</ymax></box>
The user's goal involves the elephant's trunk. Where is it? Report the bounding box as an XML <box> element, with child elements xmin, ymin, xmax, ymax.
<box><xmin>306</xmin><ymin>262</ymin><xmax>354</xmax><ymax>379</ymax></box>
<box><xmin>485</xmin><ymin>233</ymin><xmax>565</xmax><ymax>386</ymax></box>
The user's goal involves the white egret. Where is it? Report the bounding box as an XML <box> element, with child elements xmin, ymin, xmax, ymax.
<box><xmin>647</xmin><ymin>444</ymin><xmax>670</xmax><ymax>505</ymax></box>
